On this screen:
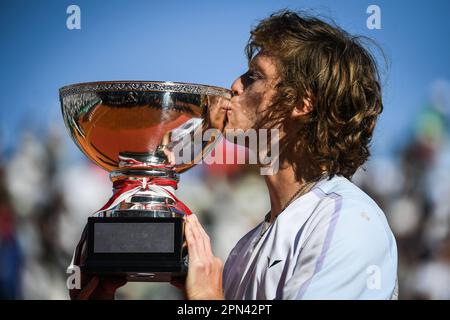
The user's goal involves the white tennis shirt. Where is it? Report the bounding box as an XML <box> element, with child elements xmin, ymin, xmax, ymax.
<box><xmin>223</xmin><ymin>175</ymin><xmax>398</xmax><ymax>299</ymax></box>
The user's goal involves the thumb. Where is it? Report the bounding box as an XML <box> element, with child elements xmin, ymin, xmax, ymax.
<box><xmin>100</xmin><ymin>276</ymin><xmax>127</xmax><ymax>293</ymax></box>
<box><xmin>77</xmin><ymin>276</ymin><xmax>100</xmax><ymax>300</ymax></box>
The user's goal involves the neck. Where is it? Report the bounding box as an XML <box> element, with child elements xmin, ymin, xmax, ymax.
<box><xmin>264</xmin><ymin>163</ymin><xmax>306</xmax><ymax>223</ymax></box>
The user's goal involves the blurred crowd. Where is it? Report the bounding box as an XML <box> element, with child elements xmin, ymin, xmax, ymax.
<box><xmin>353</xmin><ymin>80</ymin><xmax>450</xmax><ymax>299</ymax></box>
<box><xmin>1</xmin><ymin>81</ymin><xmax>450</xmax><ymax>299</ymax></box>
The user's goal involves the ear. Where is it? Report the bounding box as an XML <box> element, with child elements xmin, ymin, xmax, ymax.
<box><xmin>291</xmin><ymin>96</ymin><xmax>313</xmax><ymax>119</ymax></box>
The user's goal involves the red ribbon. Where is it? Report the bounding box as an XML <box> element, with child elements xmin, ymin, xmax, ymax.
<box><xmin>97</xmin><ymin>176</ymin><xmax>192</xmax><ymax>216</ymax></box>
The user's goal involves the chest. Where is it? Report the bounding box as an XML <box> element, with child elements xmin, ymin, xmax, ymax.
<box><xmin>225</xmin><ymin>220</ymin><xmax>309</xmax><ymax>299</ymax></box>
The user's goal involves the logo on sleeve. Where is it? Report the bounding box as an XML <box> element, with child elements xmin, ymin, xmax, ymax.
<box><xmin>267</xmin><ymin>257</ymin><xmax>282</xmax><ymax>268</ymax></box>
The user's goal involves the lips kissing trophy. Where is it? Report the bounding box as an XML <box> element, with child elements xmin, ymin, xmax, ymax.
<box><xmin>59</xmin><ymin>81</ymin><xmax>231</xmax><ymax>282</ymax></box>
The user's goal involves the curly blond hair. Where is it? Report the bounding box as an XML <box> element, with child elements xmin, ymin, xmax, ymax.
<box><xmin>248</xmin><ymin>10</ymin><xmax>385</xmax><ymax>180</ymax></box>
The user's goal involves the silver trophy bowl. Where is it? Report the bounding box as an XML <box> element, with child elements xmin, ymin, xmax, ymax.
<box><xmin>60</xmin><ymin>80</ymin><xmax>231</xmax><ymax>216</ymax></box>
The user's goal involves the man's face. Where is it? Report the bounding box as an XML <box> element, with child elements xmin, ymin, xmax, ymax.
<box><xmin>225</xmin><ymin>52</ymin><xmax>279</xmax><ymax>131</ymax></box>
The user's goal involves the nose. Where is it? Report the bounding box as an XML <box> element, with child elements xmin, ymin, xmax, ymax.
<box><xmin>231</xmin><ymin>75</ymin><xmax>244</xmax><ymax>97</ymax></box>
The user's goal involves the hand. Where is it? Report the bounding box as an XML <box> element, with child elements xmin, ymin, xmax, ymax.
<box><xmin>184</xmin><ymin>214</ymin><xmax>224</xmax><ymax>300</ymax></box>
<box><xmin>70</xmin><ymin>275</ymin><xmax>127</xmax><ymax>300</ymax></box>
<box><xmin>69</xmin><ymin>226</ymin><xmax>127</xmax><ymax>300</ymax></box>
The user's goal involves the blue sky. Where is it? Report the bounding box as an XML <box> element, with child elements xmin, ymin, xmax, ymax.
<box><xmin>1</xmin><ymin>0</ymin><xmax>449</xmax><ymax>157</ymax></box>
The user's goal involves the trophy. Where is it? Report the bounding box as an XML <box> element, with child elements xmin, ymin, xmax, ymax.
<box><xmin>59</xmin><ymin>81</ymin><xmax>231</xmax><ymax>282</ymax></box>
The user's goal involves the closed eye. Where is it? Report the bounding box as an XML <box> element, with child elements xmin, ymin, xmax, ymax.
<box><xmin>241</xmin><ymin>70</ymin><xmax>263</xmax><ymax>88</ymax></box>
<box><xmin>248</xmin><ymin>70</ymin><xmax>263</xmax><ymax>81</ymax></box>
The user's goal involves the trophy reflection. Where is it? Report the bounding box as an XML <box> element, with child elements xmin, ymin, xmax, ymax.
<box><xmin>59</xmin><ymin>81</ymin><xmax>231</xmax><ymax>282</ymax></box>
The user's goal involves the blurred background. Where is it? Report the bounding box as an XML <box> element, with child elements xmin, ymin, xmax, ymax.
<box><xmin>1</xmin><ymin>0</ymin><xmax>450</xmax><ymax>299</ymax></box>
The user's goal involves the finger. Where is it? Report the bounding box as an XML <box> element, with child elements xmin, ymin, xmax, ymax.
<box><xmin>191</xmin><ymin>214</ymin><xmax>212</xmax><ymax>255</ymax></box>
<box><xmin>77</xmin><ymin>276</ymin><xmax>99</xmax><ymax>300</ymax></box>
<box><xmin>187</xmin><ymin>216</ymin><xmax>205</xmax><ymax>256</ymax></box>
<box><xmin>187</xmin><ymin>215</ymin><xmax>208</xmax><ymax>255</ymax></box>
<box><xmin>184</xmin><ymin>218</ymin><xmax>200</xmax><ymax>260</ymax></box>
<box><xmin>199</xmin><ymin>223</ymin><xmax>213</xmax><ymax>257</ymax></box>
<box><xmin>69</xmin><ymin>288</ymin><xmax>81</xmax><ymax>300</ymax></box>
<box><xmin>100</xmin><ymin>276</ymin><xmax>127</xmax><ymax>293</ymax></box>
<box><xmin>190</xmin><ymin>214</ymin><xmax>213</xmax><ymax>257</ymax></box>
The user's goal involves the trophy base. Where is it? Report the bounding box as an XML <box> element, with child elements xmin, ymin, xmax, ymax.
<box><xmin>81</xmin><ymin>269</ymin><xmax>186</xmax><ymax>283</ymax></box>
<box><xmin>82</xmin><ymin>216</ymin><xmax>187</xmax><ymax>282</ymax></box>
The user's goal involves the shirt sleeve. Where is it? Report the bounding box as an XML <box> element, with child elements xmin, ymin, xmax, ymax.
<box><xmin>281</xmin><ymin>195</ymin><xmax>398</xmax><ymax>300</ymax></box>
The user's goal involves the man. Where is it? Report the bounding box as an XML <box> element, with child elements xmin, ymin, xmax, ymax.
<box><xmin>71</xmin><ymin>10</ymin><xmax>398</xmax><ymax>300</ymax></box>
